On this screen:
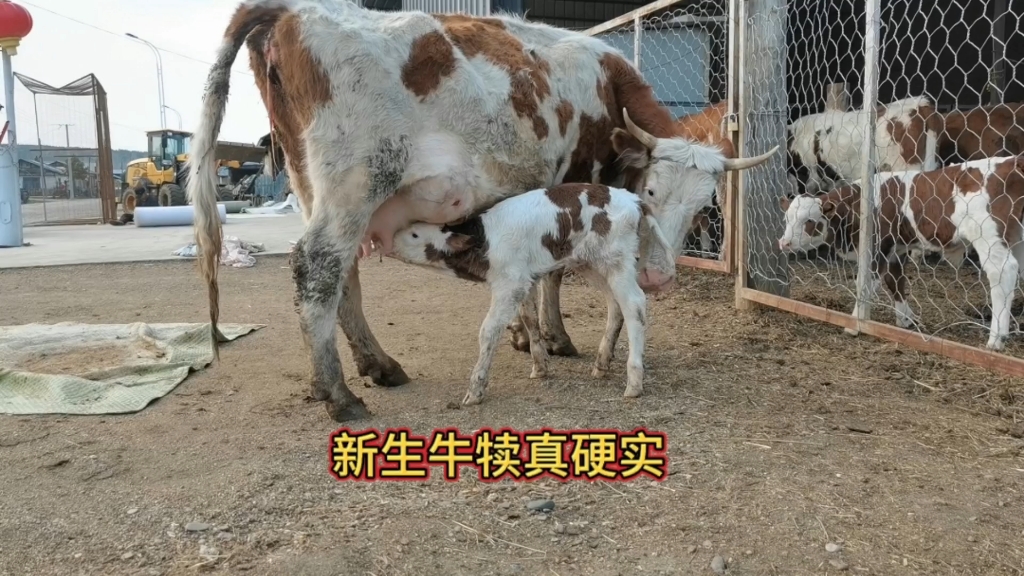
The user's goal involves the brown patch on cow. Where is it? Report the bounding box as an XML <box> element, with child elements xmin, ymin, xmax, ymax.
<box><xmin>425</xmin><ymin>218</ymin><xmax>492</xmax><ymax>282</ymax></box>
<box><xmin>542</xmin><ymin>221</ymin><xmax>575</xmax><ymax>260</ymax></box>
<box><xmin>938</xmin><ymin>104</ymin><xmax>1024</xmax><ymax>163</ymax></box>
<box><xmin>402</xmin><ymin>31</ymin><xmax>457</xmax><ymax>99</ymax></box>
<box><xmin>544</xmin><ymin>185</ymin><xmax>586</xmax><ymax>233</ymax></box>
<box><xmin>803</xmin><ymin>219</ymin><xmax>825</xmax><ymax>239</ymax></box>
<box><xmin>224</xmin><ymin>3</ymin><xmax>288</xmax><ymax>42</ymax></box>
<box><xmin>439</xmin><ymin>16</ymin><xmax>551</xmax><ymax>140</ymax></box>
<box><xmin>585</xmin><ymin>184</ymin><xmax>611</xmax><ymax>208</ymax></box>
<box><xmin>246</xmin><ymin>15</ymin><xmax>332</xmax><ymax>216</ymax></box>
<box><xmin>900</xmin><ymin>171</ymin><xmax>957</xmax><ymax>246</ymax></box>
<box><xmin>564</xmin><ymin>114</ymin><xmax>614</xmax><ymax>183</ymax></box>
<box><xmin>555</xmin><ymin>100</ymin><xmax>574</xmax><ymax>137</ymax></box>
<box><xmin>591</xmin><ymin>211</ymin><xmax>612</xmax><ymax>237</ymax></box>
<box><xmin>886</xmin><ymin>104</ymin><xmax>935</xmax><ymax>165</ymax></box>
<box><xmin>598</xmin><ymin>53</ymin><xmax>676</xmax><ymax>139</ymax></box>
<box><xmin>432</xmin><ymin>13</ymin><xmax>506</xmax><ymax>29</ymax></box>
<box><xmin>987</xmin><ymin>156</ymin><xmax>1024</xmax><ymax>245</ymax></box>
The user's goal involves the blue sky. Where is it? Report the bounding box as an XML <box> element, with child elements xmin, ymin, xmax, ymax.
<box><xmin>1</xmin><ymin>0</ymin><xmax>269</xmax><ymax>150</ymax></box>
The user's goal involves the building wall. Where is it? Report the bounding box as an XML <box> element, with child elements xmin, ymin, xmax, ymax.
<box><xmin>401</xmin><ymin>0</ymin><xmax>492</xmax><ymax>15</ymax></box>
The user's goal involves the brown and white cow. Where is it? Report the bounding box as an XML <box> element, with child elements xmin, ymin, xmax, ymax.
<box><xmin>187</xmin><ymin>0</ymin><xmax>777</xmax><ymax>421</ymax></box>
<box><xmin>779</xmin><ymin>156</ymin><xmax>1024</xmax><ymax>351</ymax></box>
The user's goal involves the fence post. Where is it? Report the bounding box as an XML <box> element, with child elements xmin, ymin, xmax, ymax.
<box><xmin>825</xmin><ymin>82</ymin><xmax>850</xmax><ymax>112</ymax></box>
<box><xmin>633</xmin><ymin>13</ymin><xmax>642</xmax><ymax>68</ymax></box>
<box><xmin>852</xmin><ymin>0</ymin><xmax>881</xmax><ymax>335</ymax></box>
<box><xmin>737</xmin><ymin>0</ymin><xmax>789</xmax><ymax>300</ymax></box>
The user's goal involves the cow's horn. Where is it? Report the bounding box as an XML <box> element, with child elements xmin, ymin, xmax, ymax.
<box><xmin>622</xmin><ymin>108</ymin><xmax>658</xmax><ymax>149</ymax></box>
<box><xmin>722</xmin><ymin>145</ymin><xmax>780</xmax><ymax>171</ymax></box>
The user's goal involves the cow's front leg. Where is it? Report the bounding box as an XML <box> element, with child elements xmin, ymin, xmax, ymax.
<box><xmin>538</xmin><ymin>269</ymin><xmax>579</xmax><ymax>356</ymax></box>
<box><xmin>337</xmin><ymin>261</ymin><xmax>410</xmax><ymax>387</ymax></box>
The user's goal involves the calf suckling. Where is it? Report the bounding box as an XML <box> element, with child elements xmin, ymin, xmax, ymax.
<box><xmin>779</xmin><ymin>155</ymin><xmax>1024</xmax><ymax>350</ymax></box>
<box><xmin>386</xmin><ymin>183</ymin><xmax>673</xmax><ymax>406</ymax></box>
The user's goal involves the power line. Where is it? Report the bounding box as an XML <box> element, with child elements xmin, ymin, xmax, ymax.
<box><xmin>19</xmin><ymin>0</ymin><xmax>254</xmax><ymax>78</ymax></box>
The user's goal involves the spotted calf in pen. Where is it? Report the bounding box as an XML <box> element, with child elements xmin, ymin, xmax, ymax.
<box><xmin>386</xmin><ymin>183</ymin><xmax>673</xmax><ymax>406</ymax></box>
<box><xmin>778</xmin><ymin>155</ymin><xmax>1024</xmax><ymax>351</ymax></box>
<box><xmin>787</xmin><ymin>96</ymin><xmax>941</xmax><ymax>196</ymax></box>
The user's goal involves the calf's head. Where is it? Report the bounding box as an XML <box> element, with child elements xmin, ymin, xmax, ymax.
<box><xmin>778</xmin><ymin>188</ymin><xmax>858</xmax><ymax>253</ymax></box>
<box><xmin>612</xmin><ymin>109</ymin><xmax>779</xmax><ymax>282</ymax></box>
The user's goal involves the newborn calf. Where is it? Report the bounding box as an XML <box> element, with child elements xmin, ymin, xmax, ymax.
<box><xmin>387</xmin><ymin>183</ymin><xmax>674</xmax><ymax>406</ymax></box>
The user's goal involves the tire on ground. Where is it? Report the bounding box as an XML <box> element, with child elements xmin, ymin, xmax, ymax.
<box><xmin>158</xmin><ymin>183</ymin><xmax>187</xmax><ymax>207</ymax></box>
<box><xmin>121</xmin><ymin>189</ymin><xmax>137</xmax><ymax>215</ymax></box>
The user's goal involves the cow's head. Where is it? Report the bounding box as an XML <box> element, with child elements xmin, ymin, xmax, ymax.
<box><xmin>612</xmin><ymin>109</ymin><xmax>779</xmax><ymax>272</ymax></box>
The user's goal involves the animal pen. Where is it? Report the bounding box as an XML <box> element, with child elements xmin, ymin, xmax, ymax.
<box><xmin>582</xmin><ymin>0</ymin><xmax>1024</xmax><ymax>375</ymax></box>
<box><xmin>13</xmin><ymin>72</ymin><xmax>116</xmax><ymax>225</ymax></box>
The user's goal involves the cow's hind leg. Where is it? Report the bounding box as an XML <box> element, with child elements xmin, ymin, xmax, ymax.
<box><xmin>507</xmin><ymin>313</ymin><xmax>531</xmax><ymax>352</ymax></box>
<box><xmin>538</xmin><ymin>270</ymin><xmax>579</xmax><ymax>356</ymax></box>
<box><xmin>292</xmin><ymin>210</ymin><xmax>371</xmax><ymax>422</ymax></box>
<box><xmin>337</xmin><ymin>262</ymin><xmax>410</xmax><ymax>387</ymax></box>
<box><xmin>466</xmin><ymin>283</ymin><xmax>531</xmax><ymax>406</ymax></box>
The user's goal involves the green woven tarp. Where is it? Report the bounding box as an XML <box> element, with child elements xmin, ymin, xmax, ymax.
<box><xmin>0</xmin><ymin>322</ymin><xmax>263</xmax><ymax>415</ymax></box>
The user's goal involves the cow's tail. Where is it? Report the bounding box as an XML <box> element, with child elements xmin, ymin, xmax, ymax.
<box><xmin>187</xmin><ymin>0</ymin><xmax>291</xmax><ymax>360</ymax></box>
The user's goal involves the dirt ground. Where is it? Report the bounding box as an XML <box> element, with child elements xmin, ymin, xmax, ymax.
<box><xmin>1</xmin><ymin>255</ymin><xmax>1023</xmax><ymax>576</ymax></box>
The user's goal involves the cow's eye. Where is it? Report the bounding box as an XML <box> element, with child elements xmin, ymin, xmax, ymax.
<box><xmin>411</xmin><ymin>233</ymin><xmax>418</xmax><ymax>239</ymax></box>
<box><xmin>646</xmin><ymin>188</ymin><xmax>655</xmax><ymax>197</ymax></box>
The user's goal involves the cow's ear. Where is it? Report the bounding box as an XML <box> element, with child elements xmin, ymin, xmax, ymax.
<box><xmin>612</xmin><ymin>128</ymin><xmax>651</xmax><ymax>169</ymax></box>
<box><xmin>446</xmin><ymin>233</ymin><xmax>474</xmax><ymax>252</ymax></box>
<box><xmin>779</xmin><ymin>195</ymin><xmax>792</xmax><ymax>211</ymax></box>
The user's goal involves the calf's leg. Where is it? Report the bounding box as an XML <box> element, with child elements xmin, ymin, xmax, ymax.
<box><xmin>972</xmin><ymin>237</ymin><xmax>1018</xmax><ymax>350</ymax></box>
<box><xmin>538</xmin><ymin>270</ymin><xmax>579</xmax><ymax>356</ymax></box>
<box><xmin>517</xmin><ymin>284</ymin><xmax>548</xmax><ymax>379</ymax></box>
<box><xmin>604</xmin><ymin>271</ymin><xmax>647</xmax><ymax>398</ymax></box>
<box><xmin>337</xmin><ymin>262</ymin><xmax>410</xmax><ymax>387</ymax></box>
<box><xmin>592</xmin><ymin>293</ymin><xmax>624</xmax><ymax>378</ymax></box>
<box><xmin>466</xmin><ymin>283</ymin><xmax>533</xmax><ymax>406</ymax></box>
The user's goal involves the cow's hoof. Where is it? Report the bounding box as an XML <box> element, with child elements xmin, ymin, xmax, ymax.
<box><xmin>545</xmin><ymin>338</ymin><xmax>579</xmax><ymax>357</ymax></box>
<box><xmin>356</xmin><ymin>356</ymin><xmax>410</xmax><ymax>388</ymax></box>
<box><xmin>591</xmin><ymin>366</ymin><xmax>609</xmax><ymax>379</ymax></box>
<box><xmin>325</xmin><ymin>398</ymin><xmax>371</xmax><ymax>422</ymax></box>
<box><xmin>529</xmin><ymin>367</ymin><xmax>547</xmax><ymax>379</ymax></box>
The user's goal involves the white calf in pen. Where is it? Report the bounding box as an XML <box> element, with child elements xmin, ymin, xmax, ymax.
<box><xmin>387</xmin><ymin>183</ymin><xmax>673</xmax><ymax>405</ymax></box>
<box><xmin>779</xmin><ymin>155</ymin><xmax>1024</xmax><ymax>350</ymax></box>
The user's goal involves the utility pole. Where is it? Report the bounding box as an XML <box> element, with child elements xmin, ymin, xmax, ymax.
<box><xmin>55</xmin><ymin>123</ymin><xmax>75</xmax><ymax>200</ymax></box>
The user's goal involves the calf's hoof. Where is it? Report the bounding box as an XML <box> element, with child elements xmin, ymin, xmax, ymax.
<box><xmin>508</xmin><ymin>330</ymin><xmax>531</xmax><ymax>353</ymax></box>
<box><xmin>623</xmin><ymin>383</ymin><xmax>643</xmax><ymax>398</ymax></box>
<box><xmin>529</xmin><ymin>367</ymin><xmax>547</xmax><ymax>379</ymax></box>
<box><xmin>545</xmin><ymin>338</ymin><xmax>579</xmax><ymax>357</ymax></box>
<box><xmin>843</xmin><ymin>327</ymin><xmax>859</xmax><ymax>337</ymax></box>
<box><xmin>325</xmin><ymin>398</ymin><xmax>371</xmax><ymax>422</ymax></box>
<box><xmin>986</xmin><ymin>339</ymin><xmax>1006</xmax><ymax>352</ymax></box>
<box><xmin>356</xmin><ymin>355</ymin><xmax>410</xmax><ymax>388</ymax></box>
<box><xmin>591</xmin><ymin>365</ymin><xmax>609</xmax><ymax>379</ymax></box>
<box><xmin>462</xmin><ymin>389</ymin><xmax>485</xmax><ymax>406</ymax></box>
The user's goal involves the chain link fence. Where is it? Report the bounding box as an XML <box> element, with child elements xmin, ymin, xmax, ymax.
<box><xmin>583</xmin><ymin>0</ymin><xmax>734</xmax><ymax>269</ymax></box>
<box><xmin>13</xmin><ymin>72</ymin><xmax>116</xmax><ymax>225</ymax></box>
<box><xmin>738</xmin><ymin>0</ymin><xmax>1024</xmax><ymax>374</ymax></box>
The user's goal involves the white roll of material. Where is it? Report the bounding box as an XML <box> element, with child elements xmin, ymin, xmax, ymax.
<box><xmin>134</xmin><ymin>204</ymin><xmax>228</xmax><ymax>228</ymax></box>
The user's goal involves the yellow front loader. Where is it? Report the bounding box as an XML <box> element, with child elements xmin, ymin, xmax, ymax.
<box><xmin>121</xmin><ymin>129</ymin><xmax>267</xmax><ymax>211</ymax></box>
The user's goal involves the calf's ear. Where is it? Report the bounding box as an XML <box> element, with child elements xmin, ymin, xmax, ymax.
<box><xmin>779</xmin><ymin>195</ymin><xmax>792</xmax><ymax>211</ymax></box>
<box><xmin>612</xmin><ymin>128</ymin><xmax>651</xmax><ymax>169</ymax></box>
<box><xmin>820</xmin><ymin>198</ymin><xmax>838</xmax><ymax>217</ymax></box>
<box><xmin>446</xmin><ymin>233</ymin><xmax>475</xmax><ymax>253</ymax></box>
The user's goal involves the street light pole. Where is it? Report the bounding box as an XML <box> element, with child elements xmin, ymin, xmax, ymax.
<box><xmin>125</xmin><ymin>33</ymin><xmax>166</xmax><ymax>130</ymax></box>
<box><xmin>164</xmin><ymin>105</ymin><xmax>183</xmax><ymax>130</ymax></box>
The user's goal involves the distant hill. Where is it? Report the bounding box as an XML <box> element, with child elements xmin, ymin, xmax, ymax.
<box><xmin>15</xmin><ymin>144</ymin><xmax>146</xmax><ymax>173</ymax></box>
